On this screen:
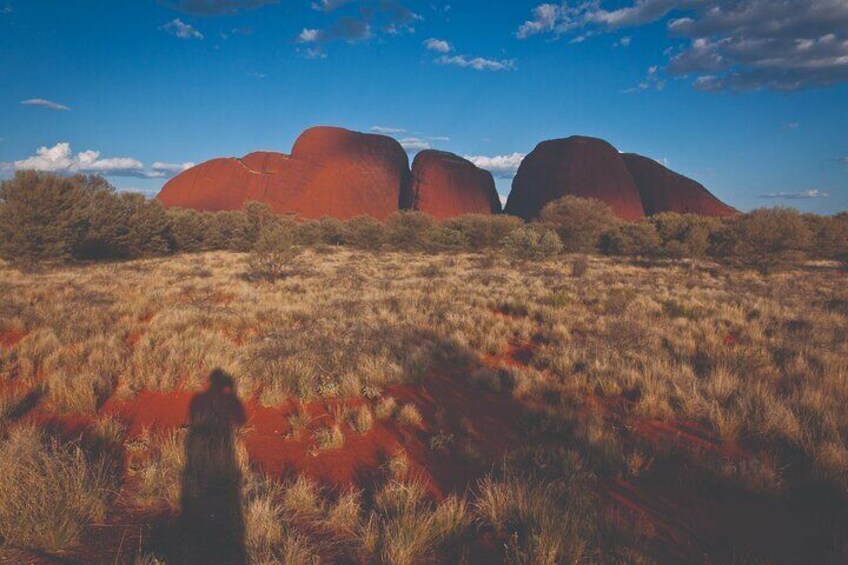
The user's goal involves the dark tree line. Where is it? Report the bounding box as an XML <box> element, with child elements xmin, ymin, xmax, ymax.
<box><xmin>1</xmin><ymin>172</ymin><xmax>846</xmax><ymax>274</ymax></box>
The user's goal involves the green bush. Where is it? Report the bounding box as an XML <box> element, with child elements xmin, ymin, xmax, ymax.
<box><xmin>0</xmin><ymin>172</ymin><xmax>89</xmax><ymax>262</ymax></box>
<box><xmin>385</xmin><ymin>211</ymin><xmax>437</xmax><ymax>251</ymax></box>
<box><xmin>600</xmin><ymin>222</ymin><xmax>661</xmax><ymax>256</ymax></box>
<box><xmin>345</xmin><ymin>216</ymin><xmax>385</xmax><ymax>250</ymax></box>
<box><xmin>649</xmin><ymin>212</ymin><xmax>723</xmax><ymax>258</ymax></box>
<box><xmin>443</xmin><ymin>214</ymin><xmax>523</xmax><ymax>251</ymax></box>
<box><xmin>539</xmin><ymin>196</ymin><xmax>618</xmax><ymax>253</ymax></box>
<box><xmin>247</xmin><ymin>220</ymin><xmax>301</xmax><ymax>282</ymax></box>
<box><xmin>730</xmin><ymin>208</ymin><xmax>812</xmax><ymax>273</ymax></box>
<box><xmin>501</xmin><ymin>226</ymin><xmax>563</xmax><ymax>260</ymax></box>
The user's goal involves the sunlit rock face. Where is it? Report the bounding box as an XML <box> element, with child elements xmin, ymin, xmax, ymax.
<box><xmin>158</xmin><ymin>126</ymin><xmax>410</xmax><ymax>220</ymax></box>
<box><xmin>408</xmin><ymin>150</ymin><xmax>502</xmax><ymax>220</ymax></box>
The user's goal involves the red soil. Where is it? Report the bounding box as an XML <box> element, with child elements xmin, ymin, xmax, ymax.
<box><xmin>0</xmin><ymin>330</ymin><xmax>26</xmax><ymax>349</ymax></box>
<box><xmin>409</xmin><ymin>150</ymin><xmax>502</xmax><ymax>220</ymax></box>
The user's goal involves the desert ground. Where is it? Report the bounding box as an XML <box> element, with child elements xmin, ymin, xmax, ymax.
<box><xmin>1</xmin><ymin>248</ymin><xmax>846</xmax><ymax>564</ymax></box>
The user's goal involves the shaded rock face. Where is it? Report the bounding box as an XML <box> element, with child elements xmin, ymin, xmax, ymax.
<box><xmin>505</xmin><ymin>136</ymin><xmax>646</xmax><ymax>221</ymax></box>
<box><xmin>158</xmin><ymin>127</ymin><xmax>409</xmax><ymax>220</ymax></box>
<box><xmin>409</xmin><ymin>150</ymin><xmax>502</xmax><ymax>220</ymax></box>
<box><xmin>622</xmin><ymin>153</ymin><xmax>736</xmax><ymax>217</ymax></box>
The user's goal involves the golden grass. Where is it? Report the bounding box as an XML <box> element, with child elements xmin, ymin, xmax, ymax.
<box><xmin>1</xmin><ymin>249</ymin><xmax>847</xmax><ymax>561</ymax></box>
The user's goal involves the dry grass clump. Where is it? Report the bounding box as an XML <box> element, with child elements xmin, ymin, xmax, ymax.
<box><xmin>351</xmin><ymin>404</ymin><xmax>374</xmax><ymax>434</ymax></box>
<box><xmin>396</xmin><ymin>403</ymin><xmax>423</xmax><ymax>428</ymax></box>
<box><xmin>362</xmin><ymin>480</ymin><xmax>471</xmax><ymax>565</ymax></box>
<box><xmin>314</xmin><ymin>423</ymin><xmax>345</xmax><ymax>451</ymax></box>
<box><xmin>375</xmin><ymin>396</ymin><xmax>398</xmax><ymax>420</ymax></box>
<box><xmin>0</xmin><ymin>425</ymin><xmax>120</xmax><ymax>551</ymax></box>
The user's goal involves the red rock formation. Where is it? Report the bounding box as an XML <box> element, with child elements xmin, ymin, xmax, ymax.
<box><xmin>409</xmin><ymin>150</ymin><xmax>501</xmax><ymax>220</ymax></box>
<box><xmin>157</xmin><ymin>127</ymin><xmax>409</xmax><ymax>220</ymax></box>
<box><xmin>622</xmin><ymin>153</ymin><xmax>736</xmax><ymax>217</ymax></box>
<box><xmin>505</xmin><ymin>136</ymin><xmax>646</xmax><ymax>221</ymax></box>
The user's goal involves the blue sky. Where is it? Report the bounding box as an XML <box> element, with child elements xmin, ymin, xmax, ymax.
<box><xmin>1</xmin><ymin>0</ymin><xmax>846</xmax><ymax>214</ymax></box>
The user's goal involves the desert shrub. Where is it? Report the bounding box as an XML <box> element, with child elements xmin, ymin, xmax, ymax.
<box><xmin>165</xmin><ymin>208</ymin><xmax>207</xmax><ymax>252</ymax></box>
<box><xmin>0</xmin><ymin>426</ymin><xmax>119</xmax><ymax>551</ymax></box>
<box><xmin>385</xmin><ymin>211</ymin><xmax>437</xmax><ymax>250</ymax></box>
<box><xmin>805</xmin><ymin>212</ymin><xmax>848</xmax><ymax>260</ymax></box>
<box><xmin>443</xmin><ymin>214</ymin><xmax>524</xmax><ymax>251</ymax></box>
<box><xmin>346</xmin><ymin>216</ymin><xmax>385</xmax><ymax>249</ymax></box>
<box><xmin>650</xmin><ymin>212</ymin><xmax>723</xmax><ymax>258</ymax></box>
<box><xmin>501</xmin><ymin>226</ymin><xmax>563</xmax><ymax>260</ymax></box>
<box><xmin>247</xmin><ymin>220</ymin><xmax>301</xmax><ymax>282</ymax></box>
<box><xmin>730</xmin><ymin>208</ymin><xmax>812</xmax><ymax>273</ymax></box>
<box><xmin>423</xmin><ymin>225</ymin><xmax>470</xmax><ymax>252</ymax></box>
<box><xmin>72</xmin><ymin>190</ymin><xmax>165</xmax><ymax>259</ymax></box>
<box><xmin>316</xmin><ymin>217</ymin><xmax>349</xmax><ymax>246</ymax></box>
<box><xmin>202</xmin><ymin>211</ymin><xmax>254</xmax><ymax>252</ymax></box>
<box><xmin>0</xmin><ymin>171</ymin><xmax>89</xmax><ymax>262</ymax></box>
<box><xmin>539</xmin><ymin>196</ymin><xmax>618</xmax><ymax>252</ymax></box>
<box><xmin>600</xmin><ymin>221</ymin><xmax>661</xmax><ymax>256</ymax></box>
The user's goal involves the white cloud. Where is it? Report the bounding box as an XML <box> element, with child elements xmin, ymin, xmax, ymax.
<box><xmin>370</xmin><ymin>126</ymin><xmax>407</xmax><ymax>134</ymax></box>
<box><xmin>399</xmin><ymin>137</ymin><xmax>432</xmax><ymax>152</ymax></box>
<box><xmin>436</xmin><ymin>54</ymin><xmax>516</xmax><ymax>71</ymax></box>
<box><xmin>782</xmin><ymin>122</ymin><xmax>801</xmax><ymax>130</ymax></box>
<box><xmin>21</xmin><ymin>99</ymin><xmax>71</xmax><ymax>111</ymax></box>
<box><xmin>517</xmin><ymin>1</ymin><xmax>848</xmax><ymax>91</ymax></box>
<box><xmin>424</xmin><ymin>38</ymin><xmax>452</xmax><ymax>53</ymax></box>
<box><xmin>498</xmin><ymin>193</ymin><xmax>509</xmax><ymax>208</ymax></box>
<box><xmin>160</xmin><ymin>18</ymin><xmax>204</xmax><ymax>40</ymax></box>
<box><xmin>760</xmin><ymin>189</ymin><xmax>830</xmax><ymax>199</ymax></box>
<box><xmin>615</xmin><ymin>36</ymin><xmax>632</xmax><ymax>47</ymax></box>
<box><xmin>151</xmin><ymin>162</ymin><xmax>196</xmax><ymax>175</ymax></box>
<box><xmin>517</xmin><ymin>3</ymin><xmax>567</xmax><ymax>39</ymax></box>
<box><xmin>298</xmin><ymin>28</ymin><xmax>320</xmax><ymax>43</ymax></box>
<box><xmin>624</xmin><ymin>65</ymin><xmax>666</xmax><ymax>92</ymax></box>
<box><xmin>9</xmin><ymin>143</ymin><xmax>190</xmax><ymax>179</ymax></box>
<box><xmin>464</xmin><ymin>153</ymin><xmax>526</xmax><ymax>178</ymax></box>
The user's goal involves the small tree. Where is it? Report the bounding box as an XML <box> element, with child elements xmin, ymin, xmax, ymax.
<box><xmin>0</xmin><ymin>171</ymin><xmax>88</xmax><ymax>262</ymax></box>
<box><xmin>601</xmin><ymin>222</ymin><xmax>661</xmax><ymax>256</ymax></box>
<box><xmin>247</xmin><ymin>221</ymin><xmax>300</xmax><ymax>282</ymax></box>
<box><xmin>539</xmin><ymin>196</ymin><xmax>618</xmax><ymax>253</ymax></box>
<box><xmin>731</xmin><ymin>208</ymin><xmax>812</xmax><ymax>274</ymax></box>
<box><xmin>345</xmin><ymin>216</ymin><xmax>385</xmax><ymax>250</ymax></box>
<box><xmin>385</xmin><ymin>211</ymin><xmax>437</xmax><ymax>251</ymax></box>
<box><xmin>501</xmin><ymin>225</ymin><xmax>563</xmax><ymax>260</ymax></box>
<box><xmin>443</xmin><ymin>214</ymin><xmax>523</xmax><ymax>251</ymax></box>
<box><xmin>650</xmin><ymin>212</ymin><xmax>722</xmax><ymax>258</ymax></box>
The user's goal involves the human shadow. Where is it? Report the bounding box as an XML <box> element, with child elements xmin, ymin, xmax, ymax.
<box><xmin>170</xmin><ymin>369</ymin><xmax>248</xmax><ymax>565</ymax></box>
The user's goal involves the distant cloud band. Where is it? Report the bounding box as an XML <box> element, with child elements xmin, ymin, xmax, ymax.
<box><xmin>21</xmin><ymin>99</ymin><xmax>70</xmax><ymax>111</ymax></box>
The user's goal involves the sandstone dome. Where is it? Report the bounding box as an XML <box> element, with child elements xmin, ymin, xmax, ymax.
<box><xmin>622</xmin><ymin>153</ymin><xmax>736</xmax><ymax>217</ymax></box>
<box><xmin>504</xmin><ymin>136</ymin><xmax>646</xmax><ymax>221</ymax></box>
<box><xmin>408</xmin><ymin>150</ymin><xmax>501</xmax><ymax>220</ymax></box>
<box><xmin>157</xmin><ymin>127</ymin><xmax>409</xmax><ymax>220</ymax></box>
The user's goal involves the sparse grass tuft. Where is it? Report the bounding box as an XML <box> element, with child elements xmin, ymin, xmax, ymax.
<box><xmin>0</xmin><ymin>426</ymin><xmax>120</xmax><ymax>551</ymax></box>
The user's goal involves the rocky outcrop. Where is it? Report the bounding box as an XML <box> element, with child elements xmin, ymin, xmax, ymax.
<box><xmin>622</xmin><ymin>153</ymin><xmax>736</xmax><ymax>217</ymax></box>
<box><xmin>408</xmin><ymin>150</ymin><xmax>501</xmax><ymax>220</ymax></box>
<box><xmin>157</xmin><ymin>127</ymin><xmax>409</xmax><ymax>220</ymax></box>
<box><xmin>505</xmin><ymin>136</ymin><xmax>646</xmax><ymax>221</ymax></box>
